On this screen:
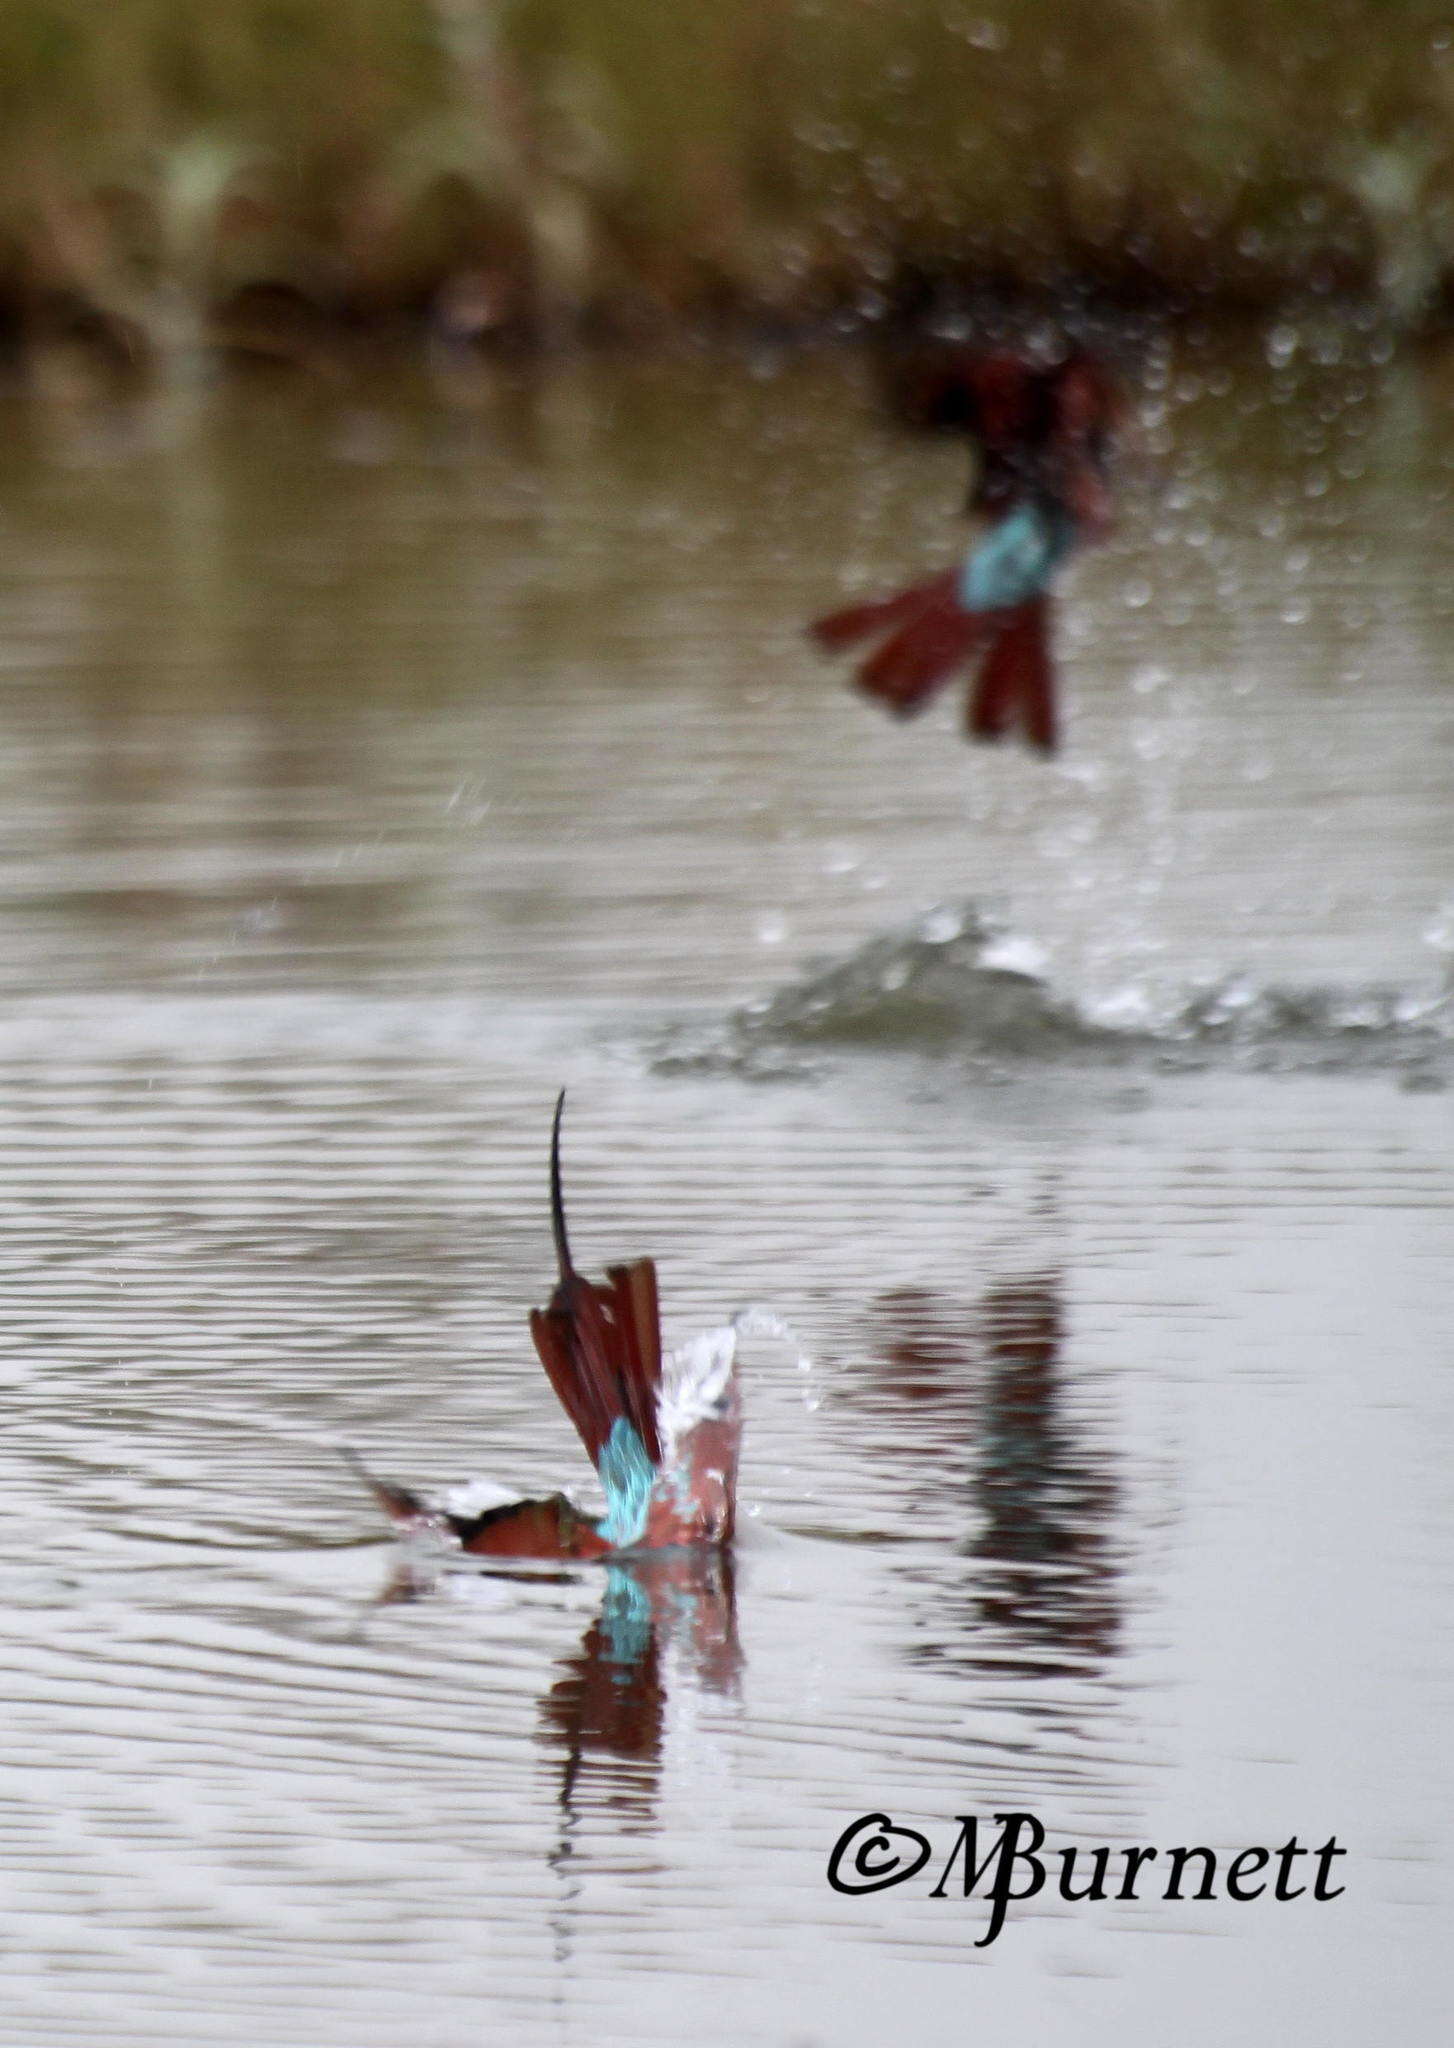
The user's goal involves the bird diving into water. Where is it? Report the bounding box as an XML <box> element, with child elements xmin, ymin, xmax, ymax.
<box><xmin>345</xmin><ymin>1093</ymin><xmax>741</xmax><ymax>1560</ymax></box>
<box><xmin>810</xmin><ymin>346</ymin><xmax>1120</xmax><ymax>754</ymax></box>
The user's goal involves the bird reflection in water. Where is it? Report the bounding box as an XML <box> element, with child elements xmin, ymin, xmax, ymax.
<box><xmin>365</xmin><ymin>1542</ymin><xmax>740</xmax><ymax>1838</ymax></box>
<box><xmin>539</xmin><ymin>1548</ymin><xmax>741</xmax><ymax>1829</ymax></box>
<box><xmin>969</xmin><ymin>1276</ymin><xmax>1120</xmax><ymax>1673</ymax></box>
<box><xmin>862</xmin><ymin>1273</ymin><xmax>1121</xmax><ymax>1677</ymax></box>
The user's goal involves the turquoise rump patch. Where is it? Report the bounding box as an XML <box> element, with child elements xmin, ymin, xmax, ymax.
<box><xmin>959</xmin><ymin>500</ymin><xmax>1074</xmax><ymax>612</ymax></box>
<box><xmin>595</xmin><ymin>1417</ymin><xmax>655</xmax><ymax>1549</ymax></box>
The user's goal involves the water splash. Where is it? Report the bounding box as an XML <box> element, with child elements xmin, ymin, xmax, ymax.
<box><xmin>738</xmin><ymin>903</ymin><xmax>1080</xmax><ymax>1052</ymax></box>
<box><xmin>657</xmin><ymin>1310</ymin><xmax>815</xmax><ymax>1453</ymax></box>
<box><xmin>440</xmin><ymin>1476</ymin><xmax>521</xmax><ymax>1519</ymax></box>
<box><xmin>653</xmin><ymin>899</ymin><xmax>1454</xmax><ymax>1083</ymax></box>
<box><xmin>730</xmin><ymin>1307</ymin><xmax>818</xmax><ymax>1413</ymax></box>
<box><xmin>657</xmin><ymin>1326</ymin><xmax>739</xmax><ymax>1464</ymax></box>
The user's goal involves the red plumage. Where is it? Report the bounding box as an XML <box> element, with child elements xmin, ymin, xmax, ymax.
<box><xmin>529</xmin><ymin>1260</ymin><xmax>663</xmax><ymax>1471</ymax></box>
<box><xmin>528</xmin><ymin>1091</ymin><xmax>663</xmax><ymax>1468</ymax></box>
<box><xmin>811</xmin><ymin>344</ymin><xmax>1119</xmax><ymax>754</ymax></box>
<box><xmin>853</xmin><ymin>581</ymin><xmax>992</xmax><ymax>719</ymax></box>
<box><xmin>345</xmin><ymin>1095</ymin><xmax>744</xmax><ymax>1563</ymax></box>
<box><xmin>811</xmin><ymin>579</ymin><xmax>1060</xmax><ymax>751</ymax></box>
<box><xmin>808</xmin><ymin>569</ymin><xmax>958</xmax><ymax>657</ymax></box>
<box><xmin>968</xmin><ymin>596</ymin><xmax>1056</xmax><ymax>754</ymax></box>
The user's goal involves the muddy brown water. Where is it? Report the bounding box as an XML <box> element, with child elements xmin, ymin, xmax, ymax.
<box><xmin>0</xmin><ymin>343</ymin><xmax>1448</xmax><ymax>2045</ymax></box>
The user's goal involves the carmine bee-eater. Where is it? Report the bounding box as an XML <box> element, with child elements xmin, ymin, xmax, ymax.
<box><xmin>810</xmin><ymin>347</ymin><xmax>1119</xmax><ymax>754</ymax></box>
<box><xmin>345</xmin><ymin>1094</ymin><xmax>741</xmax><ymax>1559</ymax></box>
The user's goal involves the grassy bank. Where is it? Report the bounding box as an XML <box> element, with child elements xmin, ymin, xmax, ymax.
<box><xmin>1</xmin><ymin>0</ymin><xmax>1451</xmax><ymax>358</ymax></box>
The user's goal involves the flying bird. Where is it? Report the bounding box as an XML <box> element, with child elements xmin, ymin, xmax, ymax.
<box><xmin>345</xmin><ymin>1094</ymin><xmax>741</xmax><ymax>1560</ymax></box>
<box><xmin>810</xmin><ymin>347</ymin><xmax>1119</xmax><ymax>754</ymax></box>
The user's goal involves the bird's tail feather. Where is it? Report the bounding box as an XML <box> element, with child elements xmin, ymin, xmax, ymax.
<box><xmin>855</xmin><ymin>586</ymin><xmax>993</xmax><ymax>717</ymax></box>
<box><xmin>811</xmin><ymin>569</ymin><xmax>1000</xmax><ymax>720</ymax></box>
<box><xmin>968</xmin><ymin>596</ymin><xmax>1057</xmax><ymax>753</ymax></box>
<box><xmin>529</xmin><ymin>1098</ymin><xmax>664</xmax><ymax>1473</ymax></box>
<box><xmin>808</xmin><ymin>569</ymin><xmax>958</xmax><ymax>654</ymax></box>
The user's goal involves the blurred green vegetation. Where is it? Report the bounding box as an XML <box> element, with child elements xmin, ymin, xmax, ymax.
<box><xmin>1</xmin><ymin>0</ymin><xmax>1451</xmax><ymax>354</ymax></box>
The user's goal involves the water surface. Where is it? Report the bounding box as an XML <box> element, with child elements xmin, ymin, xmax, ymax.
<box><xmin>0</xmin><ymin>343</ymin><xmax>1448</xmax><ymax>2045</ymax></box>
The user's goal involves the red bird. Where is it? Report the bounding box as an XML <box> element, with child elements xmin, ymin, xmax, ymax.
<box><xmin>345</xmin><ymin>1094</ymin><xmax>741</xmax><ymax>1561</ymax></box>
<box><xmin>811</xmin><ymin>348</ymin><xmax>1119</xmax><ymax>754</ymax></box>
